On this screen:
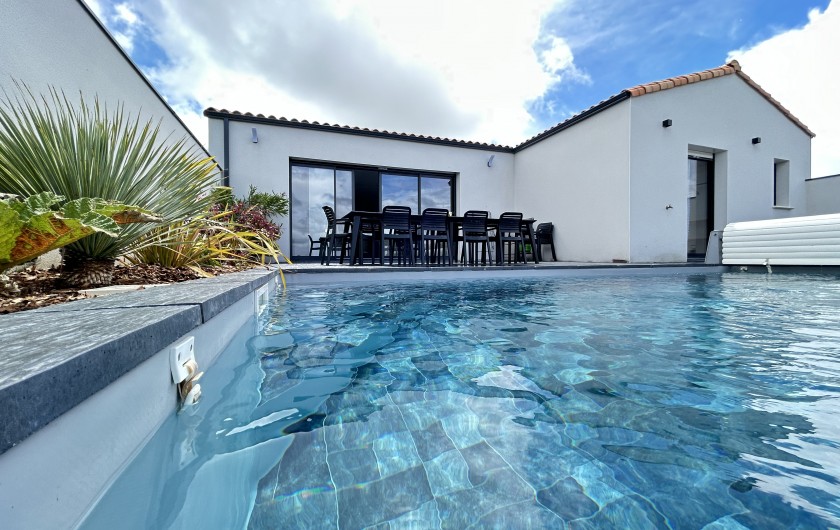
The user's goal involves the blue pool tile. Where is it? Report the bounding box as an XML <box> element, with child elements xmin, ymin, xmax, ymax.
<box><xmin>257</xmin><ymin>430</ymin><xmax>332</xmax><ymax>501</ymax></box>
<box><xmin>410</xmin><ymin>421</ymin><xmax>457</xmax><ymax>462</ymax></box>
<box><xmin>459</xmin><ymin>441</ymin><xmax>512</xmax><ymax>486</ymax></box>
<box><xmin>435</xmin><ymin>467</ymin><xmax>534</xmax><ymax>529</ymax></box>
<box><xmin>424</xmin><ymin>449</ymin><xmax>471</xmax><ymax>497</ymax></box>
<box><xmin>249</xmin><ymin>489</ymin><xmax>338</xmax><ymax>529</ymax></box>
<box><xmin>386</xmin><ymin>500</ymin><xmax>440</xmax><ymax>529</ymax></box>
<box><xmin>569</xmin><ymin>494</ymin><xmax>667</xmax><ymax>529</ymax></box>
<box><xmin>439</xmin><ymin>411</ymin><xmax>484</xmax><ymax>449</ymax></box>
<box><xmin>474</xmin><ymin>499</ymin><xmax>565</xmax><ymax>529</ymax></box>
<box><xmin>536</xmin><ymin>477</ymin><xmax>599</xmax><ymax>520</ymax></box>
<box><xmin>336</xmin><ymin>465</ymin><xmax>433</xmax><ymax>529</ymax></box>
<box><xmin>328</xmin><ymin>447</ymin><xmax>381</xmax><ymax>489</ymax></box>
<box><xmin>373</xmin><ymin>430</ymin><xmax>422</xmax><ymax>478</ymax></box>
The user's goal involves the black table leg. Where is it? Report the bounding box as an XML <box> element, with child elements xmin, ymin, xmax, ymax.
<box><xmin>527</xmin><ymin>223</ymin><xmax>539</xmax><ymax>264</ymax></box>
<box><xmin>349</xmin><ymin>215</ymin><xmax>361</xmax><ymax>265</ymax></box>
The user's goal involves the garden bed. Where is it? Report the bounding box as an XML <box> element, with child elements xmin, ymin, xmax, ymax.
<box><xmin>0</xmin><ymin>263</ymin><xmax>264</xmax><ymax>314</ymax></box>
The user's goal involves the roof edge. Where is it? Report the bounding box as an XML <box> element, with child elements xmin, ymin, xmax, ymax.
<box><xmin>513</xmin><ymin>92</ymin><xmax>631</xmax><ymax>152</ymax></box>
<box><xmin>74</xmin><ymin>0</ymin><xmax>212</xmax><ymax>156</ymax></box>
<box><xmin>627</xmin><ymin>60</ymin><xmax>815</xmax><ymax>138</ymax></box>
<box><xmin>203</xmin><ymin>109</ymin><xmax>514</xmax><ymax>153</ymax></box>
<box><xmin>732</xmin><ymin>66</ymin><xmax>815</xmax><ymax>138</ymax></box>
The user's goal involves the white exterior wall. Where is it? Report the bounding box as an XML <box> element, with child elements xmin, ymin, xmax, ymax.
<box><xmin>806</xmin><ymin>175</ymin><xmax>840</xmax><ymax>215</ymax></box>
<box><xmin>628</xmin><ymin>74</ymin><xmax>812</xmax><ymax>262</ymax></box>
<box><xmin>0</xmin><ymin>0</ymin><xmax>205</xmax><ymax>155</ymax></box>
<box><xmin>513</xmin><ymin>103</ymin><xmax>631</xmax><ymax>262</ymax></box>
<box><xmin>209</xmin><ymin>119</ymin><xmax>515</xmax><ymax>255</ymax></box>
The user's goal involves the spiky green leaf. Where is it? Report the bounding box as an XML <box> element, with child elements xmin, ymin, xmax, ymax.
<box><xmin>0</xmin><ymin>82</ymin><xmax>219</xmax><ymax>260</ymax></box>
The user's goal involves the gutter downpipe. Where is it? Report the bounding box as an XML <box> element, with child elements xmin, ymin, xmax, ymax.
<box><xmin>223</xmin><ymin>117</ymin><xmax>230</xmax><ymax>187</ymax></box>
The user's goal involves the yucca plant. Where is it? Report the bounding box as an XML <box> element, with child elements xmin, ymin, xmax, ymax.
<box><xmin>0</xmin><ymin>83</ymin><xmax>219</xmax><ymax>287</ymax></box>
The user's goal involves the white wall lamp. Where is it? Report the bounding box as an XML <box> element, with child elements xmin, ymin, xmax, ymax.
<box><xmin>251</xmin><ymin>127</ymin><xmax>259</xmax><ymax>143</ymax></box>
<box><xmin>752</xmin><ymin>137</ymin><xmax>761</xmax><ymax>145</ymax></box>
<box><xmin>487</xmin><ymin>155</ymin><xmax>495</xmax><ymax>167</ymax></box>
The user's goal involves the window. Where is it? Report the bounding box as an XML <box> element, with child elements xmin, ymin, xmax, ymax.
<box><xmin>774</xmin><ymin>159</ymin><xmax>790</xmax><ymax>207</ymax></box>
<box><xmin>420</xmin><ymin>176</ymin><xmax>452</xmax><ymax>212</ymax></box>
<box><xmin>290</xmin><ymin>166</ymin><xmax>335</xmax><ymax>256</ymax></box>
<box><xmin>290</xmin><ymin>162</ymin><xmax>455</xmax><ymax>257</ymax></box>
<box><xmin>381</xmin><ymin>173</ymin><xmax>418</xmax><ymax>211</ymax></box>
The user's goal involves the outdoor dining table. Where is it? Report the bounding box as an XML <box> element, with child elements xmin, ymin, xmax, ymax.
<box><xmin>340</xmin><ymin>210</ymin><xmax>539</xmax><ymax>266</ymax></box>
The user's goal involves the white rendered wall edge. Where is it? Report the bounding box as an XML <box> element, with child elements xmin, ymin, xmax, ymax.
<box><xmin>0</xmin><ymin>277</ymin><xmax>278</xmax><ymax>530</ymax></box>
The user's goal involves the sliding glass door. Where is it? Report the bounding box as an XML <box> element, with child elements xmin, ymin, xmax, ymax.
<box><xmin>290</xmin><ymin>162</ymin><xmax>455</xmax><ymax>257</ymax></box>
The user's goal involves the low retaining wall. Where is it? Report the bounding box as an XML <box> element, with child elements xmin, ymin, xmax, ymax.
<box><xmin>0</xmin><ymin>268</ymin><xmax>280</xmax><ymax>529</ymax></box>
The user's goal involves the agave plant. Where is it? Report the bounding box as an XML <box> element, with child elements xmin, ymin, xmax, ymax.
<box><xmin>0</xmin><ymin>192</ymin><xmax>159</xmax><ymax>292</ymax></box>
<box><xmin>0</xmin><ymin>83</ymin><xmax>219</xmax><ymax>287</ymax></box>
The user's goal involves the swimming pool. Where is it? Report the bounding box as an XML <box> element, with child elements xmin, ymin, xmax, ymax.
<box><xmin>82</xmin><ymin>272</ymin><xmax>840</xmax><ymax>529</ymax></box>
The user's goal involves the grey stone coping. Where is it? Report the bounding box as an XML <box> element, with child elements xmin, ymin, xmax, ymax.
<box><xmin>0</xmin><ymin>268</ymin><xmax>279</xmax><ymax>455</ymax></box>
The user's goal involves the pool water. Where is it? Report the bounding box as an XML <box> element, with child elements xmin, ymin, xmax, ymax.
<box><xmin>83</xmin><ymin>272</ymin><xmax>840</xmax><ymax>529</ymax></box>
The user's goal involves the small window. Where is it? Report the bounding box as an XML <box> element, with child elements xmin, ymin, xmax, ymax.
<box><xmin>774</xmin><ymin>159</ymin><xmax>790</xmax><ymax>207</ymax></box>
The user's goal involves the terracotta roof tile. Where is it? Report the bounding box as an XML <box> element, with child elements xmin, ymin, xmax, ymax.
<box><xmin>202</xmin><ymin>108</ymin><xmax>513</xmax><ymax>151</ymax></box>
<box><xmin>203</xmin><ymin>60</ymin><xmax>814</xmax><ymax>154</ymax></box>
<box><xmin>625</xmin><ymin>60</ymin><xmax>814</xmax><ymax>137</ymax></box>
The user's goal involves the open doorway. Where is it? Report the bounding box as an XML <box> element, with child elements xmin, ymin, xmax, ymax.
<box><xmin>687</xmin><ymin>156</ymin><xmax>714</xmax><ymax>260</ymax></box>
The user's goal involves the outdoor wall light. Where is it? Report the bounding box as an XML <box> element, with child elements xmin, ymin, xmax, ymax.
<box><xmin>487</xmin><ymin>155</ymin><xmax>495</xmax><ymax>167</ymax></box>
<box><xmin>662</xmin><ymin>119</ymin><xmax>672</xmax><ymax>128</ymax></box>
<box><xmin>752</xmin><ymin>137</ymin><xmax>761</xmax><ymax>145</ymax></box>
<box><xmin>251</xmin><ymin>127</ymin><xmax>259</xmax><ymax>143</ymax></box>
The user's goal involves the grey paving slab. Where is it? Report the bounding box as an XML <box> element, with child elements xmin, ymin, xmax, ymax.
<box><xmin>0</xmin><ymin>305</ymin><xmax>201</xmax><ymax>454</ymax></box>
<box><xmin>30</xmin><ymin>276</ymin><xmax>257</xmax><ymax>321</ymax></box>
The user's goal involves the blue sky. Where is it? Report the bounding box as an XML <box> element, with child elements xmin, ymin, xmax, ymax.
<box><xmin>84</xmin><ymin>0</ymin><xmax>838</xmax><ymax>176</ymax></box>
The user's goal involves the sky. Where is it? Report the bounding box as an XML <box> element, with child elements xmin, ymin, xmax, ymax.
<box><xmin>83</xmin><ymin>0</ymin><xmax>839</xmax><ymax>177</ymax></box>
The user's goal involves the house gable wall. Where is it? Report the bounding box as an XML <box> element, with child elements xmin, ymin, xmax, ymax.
<box><xmin>513</xmin><ymin>102</ymin><xmax>631</xmax><ymax>262</ymax></box>
<box><xmin>628</xmin><ymin>74</ymin><xmax>812</xmax><ymax>262</ymax></box>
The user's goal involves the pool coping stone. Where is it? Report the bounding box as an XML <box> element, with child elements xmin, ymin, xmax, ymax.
<box><xmin>0</xmin><ymin>267</ymin><xmax>280</xmax><ymax>455</ymax></box>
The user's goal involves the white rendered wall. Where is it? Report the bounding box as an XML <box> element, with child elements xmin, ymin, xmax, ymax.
<box><xmin>513</xmin><ymin>103</ymin><xmax>632</xmax><ymax>262</ymax></box>
<box><xmin>628</xmin><ymin>74</ymin><xmax>812</xmax><ymax>262</ymax></box>
<box><xmin>209</xmin><ymin>120</ymin><xmax>515</xmax><ymax>255</ymax></box>
<box><xmin>0</xmin><ymin>0</ymin><xmax>206</xmax><ymax>155</ymax></box>
<box><xmin>806</xmin><ymin>175</ymin><xmax>840</xmax><ymax>215</ymax></box>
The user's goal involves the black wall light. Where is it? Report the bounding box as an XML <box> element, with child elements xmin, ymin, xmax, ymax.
<box><xmin>751</xmin><ymin>137</ymin><xmax>761</xmax><ymax>145</ymax></box>
<box><xmin>662</xmin><ymin>119</ymin><xmax>672</xmax><ymax>128</ymax></box>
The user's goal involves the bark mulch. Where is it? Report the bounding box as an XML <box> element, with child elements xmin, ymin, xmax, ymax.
<box><xmin>1</xmin><ymin>263</ymin><xmax>263</xmax><ymax>315</ymax></box>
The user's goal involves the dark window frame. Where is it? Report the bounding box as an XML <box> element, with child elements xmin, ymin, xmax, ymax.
<box><xmin>288</xmin><ymin>159</ymin><xmax>457</xmax><ymax>258</ymax></box>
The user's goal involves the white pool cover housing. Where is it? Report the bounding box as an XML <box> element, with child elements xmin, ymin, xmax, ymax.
<box><xmin>722</xmin><ymin>213</ymin><xmax>840</xmax><ymax>265</ymax></box>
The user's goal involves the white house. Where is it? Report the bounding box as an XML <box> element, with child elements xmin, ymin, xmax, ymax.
<box><xmin>0</xmin><ymin>0</ymin><xmax>206</xmax><ymax>159</ymax></box>
<box><xmin>206</xmin><ymin>61</ymin><xmax>823</xmax><ymax>263</ymax></box>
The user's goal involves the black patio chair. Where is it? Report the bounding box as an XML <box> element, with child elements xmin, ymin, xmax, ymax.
<box><xmin>461</xmin><ymin>210</ymin><xmax>491</xmax><ymax>266</ymax></box>
<box><xmin>380</xmin><ymin>205</ymin><xmax>414</xmax><ymax>265</ymax></box>
<box><xmin>417</xmin><ymin>208</ymin><xmax>453</xmax><ymax>266</ymax></box>
<box><xmin>536</xmin><ymin>222</ymin><xmax>557</xmax><ymax>261</ymax></box>
<box><xmin>496</xmin><ymin>212</ymin><xmax>527</xmax><ymax>264</ymax></box>
<box><xmin>321</xmin><ymin>205</ymin><xmax>351</xmax><ymax>265</ymax></box>
<box><xmin>307</xmin><ymin>234</ymin><xmax>327</xmax><ymax>258</ymax></box>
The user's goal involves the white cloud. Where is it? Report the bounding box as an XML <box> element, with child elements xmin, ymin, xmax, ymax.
<box><xmin>112</xmin><ymin>31</ymin><xmax>134</xmax><ymax>53</ymax></box>
<box><xmin>82</xmin><ymin>0</ymin><xmax>105</xmax><ymax>21</ymax></box>
<box><xmin>114</xmin><ymin>2</ymin><xmax>139</xmax><ymax>25</ymax></box>
<box><xmin>125</xmin><ymin>0</ymin><xmax>588</xmax><ymax>147</ymax></box>
<box><xmin>540</xmin><ymin>36</ymin><xmax>591</xmax><ymax>85</ymax></box>
<box><xmin>728</xmin><ymin>1</ymin><xmax>840</xmax><ymax>177</ymax></box>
